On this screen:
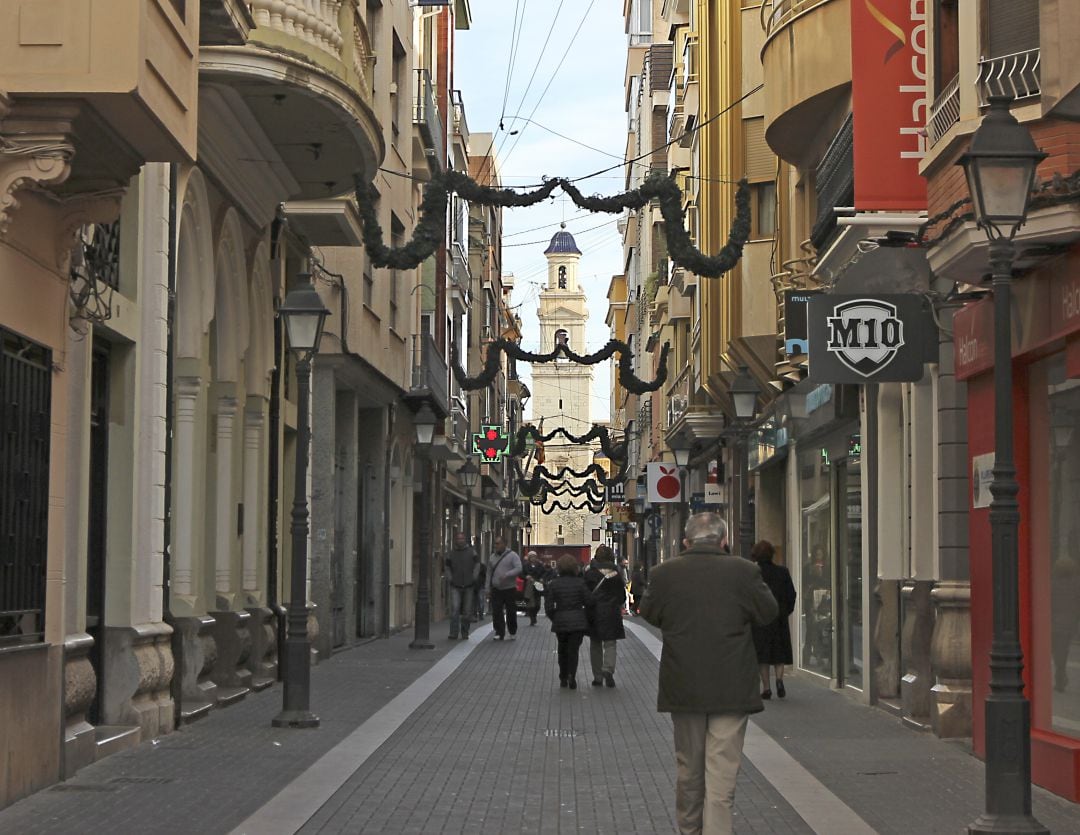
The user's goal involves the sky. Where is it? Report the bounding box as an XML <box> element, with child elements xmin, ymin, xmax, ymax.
<box><xmin>455</xmin><ymin>0</ymin><xmax>628</xmax><ymax>423</ymax></box>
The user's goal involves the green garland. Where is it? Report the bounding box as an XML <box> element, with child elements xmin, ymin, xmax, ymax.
<box><xmin>513</xmin><ymin>423</ymin><xmax>626</xmax><ymax>462</ymax></box>
<box><xmin>452</xmin><ymin>338</ymin><xmax>669</xmax><ymax>396</ymax></box>
<box><xmin>354</xmin><ymin>171</ymin><xmax>751</xmax><ymax>279</ymax></box>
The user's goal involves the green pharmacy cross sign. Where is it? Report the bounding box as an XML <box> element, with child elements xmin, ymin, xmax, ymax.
<box><xmin>472</xmin><ymin>425</ymin><xmax>510</xmax><ymax>463</ymax></box>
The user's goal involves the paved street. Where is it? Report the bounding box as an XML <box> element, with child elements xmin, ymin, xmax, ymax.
<box><xmin>2</xmin><ymin>618</ymin><xmax>1078</xmax><ymax>835</ymax></box>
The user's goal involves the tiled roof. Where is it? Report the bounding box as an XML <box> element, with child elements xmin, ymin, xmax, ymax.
<box><xmin>543</xmin><ymin>227</ymin><xmax>581</xmax><ymax>255</ymax></box>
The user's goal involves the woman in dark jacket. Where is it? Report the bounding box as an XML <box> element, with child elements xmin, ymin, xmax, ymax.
<box><xmin>629</xmin><ymin>566</ymin><xmax>646</xmax><ymax>616</ymax></box>
<box><xmin>544</xmin><ymin>554</ymin><xmax>593</xmax><ymax>689</ymax></box>
<box><xmin>750</xmin><ymin>540</ymin><xmax>797</xmax><ymax>699</ymax></box>
<box><xmin>584</xmin><ymin>545</ymin><xmax>627</xmax><ymax>688</ymax></box>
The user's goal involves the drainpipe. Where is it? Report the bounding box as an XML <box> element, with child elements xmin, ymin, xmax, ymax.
<box><xmin>163</xmin><ymin>162</ymin><xmax>182</xmax><ymax>724</ymax></box>
<box><xmin>382</xmin><ymin>403</ymin><xmax>394</xmax><ymax>637</ymax></box>
<box><xmin>268</xmin><ymin>217</ymin><xmax>284</xmax><ymax>675</ymax></box>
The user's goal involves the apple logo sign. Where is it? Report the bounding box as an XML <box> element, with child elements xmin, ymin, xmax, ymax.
<box><xmin>656</xmin><ymin>465</ymin><xmax>681</xmax><ymax>499</ymax></box>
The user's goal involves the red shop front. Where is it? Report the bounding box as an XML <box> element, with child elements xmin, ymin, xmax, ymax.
<box><xmin>955</xmin><ymin>245</ymin><xmax>1080</xmax><ymax>801</ymax></box>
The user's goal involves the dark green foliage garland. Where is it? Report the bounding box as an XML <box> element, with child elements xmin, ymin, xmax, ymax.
<box><xmin>535</xmin><ymin>496</ymin><xmax>607</xmax><ymax>515</ymax></box>
<box><xmin>452</xmin><ymin>338</ymin><xmax>669</xmax><ymax>396</ymax></box>
<box><xmin>514</xmin><ymin>424</ymin><xmax>627</xmax><ymax>462</ymax></box>
<box><xmin>353</xmin><ymin>171</ymin><xmax>751</xmax><ymax>279</ymax></box>
<box><xmin>514</xmin><ymin>459</ymin><xmax>626</xmax><ymax>495</ymax></box>
<box><xmin>531</xmin><ymin>480</ymin><xmax>605</xmax><ymax>500</ymax></box>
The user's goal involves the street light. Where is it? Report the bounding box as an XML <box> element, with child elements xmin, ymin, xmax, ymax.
<box><xmin>524</xmin><ymin>518</ymin><xmax>532</xmax><ymax>548</ymax></box>
<box><xmin>458</xmin><ymin>458</ymin><xmax>479</xmax><ymax>546</ymax></box>
<box><xmin>410</xmin><ymin>403</ymin><xmax>437</xmax><ymax>650</ymax></box>
<box><xmin>958</xmin><ymin>95</ymin><xmax>1047</xmax><ymax>835</ymax></box>
<box><xmin>730</xmin><ymin>366</ymin><xmax>760</xmax><ymax>559</ymax></box>
<box><xmin>272</xmin><ymin>268</ymin><xmax>329</xmax><ymax>729</ymax></box>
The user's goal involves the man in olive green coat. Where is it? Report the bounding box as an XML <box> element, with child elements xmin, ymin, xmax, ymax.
<box><xmin>640</xmin><ymin>512</ymin><xmax>778</xmax><ymax>835</ymax></box>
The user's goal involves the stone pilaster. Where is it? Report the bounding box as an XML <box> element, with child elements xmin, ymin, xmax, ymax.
<box><xmin>873</xmin><ymin>580</ymin><xmax>901</xmax><ymax>699</ymax></box>
<box><xmin>172</xmin><ymin>377</ymin><xmax>202</xmax><ymax>609</ymax></box>
<box><xmin>172</xmin><ymin>615</ymin><xmax>218</xmax><ymax>722</ymax></box>
<box><xmin>100</xmin><ymin>623</ymin><xmax>174</xmax><ymax>741</ymax></box>
<box><xmin>900</xmin><ymin>580</ymin><xmax>936</xmax><ymax>728</ymax></box>
<box><xmin>62</xmin><ymin>634</ymin><xmax>97</xmax><ymax>777</ymax></box>
<box><xmin>244</xmin><ymin>606</ymin><xmax>278</xmax><ymax>689</ymax></box>
<box><xmin>208</xmin><ymin>610</ymin><xmax>252</xmax><ymax>700</ymax></box>
<box><xmin>930</xmin><ymin>581</ymin><xmax>973</xmax><ymax>738</ymax></box>
<box><xmin>214</xmin><ymin>396</ymin><xmax>239</xmax><ymax>607</ymax></box>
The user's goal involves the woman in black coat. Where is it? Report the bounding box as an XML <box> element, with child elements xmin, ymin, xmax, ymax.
<box><xmin>750</xmin><ymin>540</ymin><xmax>797</xmax><ymax>699</ymax></box>
<box><xmin>583</xmin><ymin>545</ymin><xmax>627</xmax><ymax>688</ymax></box>
<box><xmin>544</xmin><ymin>554</ymin><xmax>594</xmax><ymax>689</ymax></box>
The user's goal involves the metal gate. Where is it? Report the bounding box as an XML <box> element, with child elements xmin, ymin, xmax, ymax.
<box><xmin>86</xmin><ymin>342</ymin><xmax>110</xmax><ymax>723</ymax></box>
<box><xmin>0</xmin><ymin>327</ymin><xmax>52</xmax><ymax>647</ymax></box>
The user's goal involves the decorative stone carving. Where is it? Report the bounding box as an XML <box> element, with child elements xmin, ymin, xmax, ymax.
<box><xmin>63</xmin><ymin>633</ymin><xmax>98</xmax><ymax>778</ymax></box>
<box><xmin>930</xmin><ymin>581</ymin><xmax>973</xmax><ymax>738</ymax></box>
<box><xmin>208</xmin><ymin>610</ymin><xmax>253</xmax><ymax>697</ymax></box>
<box><xmin>101</xmin><ymin>623</ymin><xmax>175</xmax><ymax>740</ymax></box>
<box><xmin>873</xmin><ymin>580</ymin><xmax>901</xmax><ymax>698</ymax></box>
<box><xmin>173</xmin><ymin>615</ymin><xmax>220</xmax><ymax>721</ymax></box>
<box><xmin>245</xmin><ymin>606</ymin><xmax>279</xmax><ymax>689</ymax></box>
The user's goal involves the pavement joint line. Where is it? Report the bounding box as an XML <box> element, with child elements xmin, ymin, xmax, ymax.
<box><xmin>624</xmin><ymin>620</ymin><xmax>878</xmax><ymax>835</ymax></box>
<box><xmin>229</xmin><ymin>622</ymin><xmax>495</xmax><ymax>835</ymax></box>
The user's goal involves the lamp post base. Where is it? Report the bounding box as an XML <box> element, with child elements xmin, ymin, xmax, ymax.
<box><xmin>271</xmin><ymin>709</ymin><xmax>320</xmax><ymax>728</ymax></box>
<box><xmin>409</xmin><ymin>638</ymin><xmax>435</xmax><ymax>650</ymax></box>
<box><xmin>967</xmin><ymin>815</ymin><xmax>1049</xmax><ymax>835</ymax></box>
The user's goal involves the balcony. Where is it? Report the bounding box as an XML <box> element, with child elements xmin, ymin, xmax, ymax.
<box><xmin>199</xmin><ymin>0</ymin><xmax>382</xmax><ymax>199</ymax></box>
<box><xmin>760</xmin><ymin>0</ymin><xmax>851</xmax><ymax>167</ymax></box>
<box><xmin>413</xmin><ymin>68</ymin><xmax>445</xmax><ymax>175</ymax></box>
<box><xmin>406</xmin><ymin>333</ymin><xmax>449</xmax><ymax>419</ymax></box>
<box><xmin>809</xmin><ymin>113</ymin><xmax>854</xmax><ymax>253</ymax></box>
<box><xmin>0</xmin><ymin>0</ymin><xmax>200</xmax><ymax>181</ymax></box>
<box><xmin>927</xmin><ymin>74</ymin><xmax>961</xmax><ymax>148</ymax></box>
<box><xmin>977</xmin><ymin>48</ymin><xmax>1041</xmax><ymax>106</ymax></box>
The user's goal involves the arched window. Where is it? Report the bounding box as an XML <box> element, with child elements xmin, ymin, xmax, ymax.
<box><xmin>554</xmin><ymin>329</ymin><xmax>569</xmax><ymax>349</ymax></box>
<box><xmin>557</xmin><ymin>265</ymin><xmax>567</xmax><ymax>289</ymax></box>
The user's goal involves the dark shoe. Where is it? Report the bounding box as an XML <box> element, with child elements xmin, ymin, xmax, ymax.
<box><xmin>494</xmin><ymin>635</ymin><xmax>504</xmax><ymax>641</ymax></box>
<box><xmin>591</xmin><ymin>679</ymin><xmax>603</xmax><ymax>687</ymax></box>
<box><xmin>508</xmin><ymin>634</ymin><xmax>516</xmax><ymax>641</ymax></box>
<box><xmin>448</xmin><ymin>635</ymin><xmax>458</xmax><ymax>640</ymax></box>
<box><xmin>560</xmin><ymin>678</ymin><xmax>568</xmax><ymax>688</ymax></box>
<box><xmin>569</xmin><ymin>679</ymin><xmax>577</xmax><ymax>690</ymax></box>
<box><xmin>604</xmin><ymin>673</ymin><xmax>615</xmax><ymax>688</ymax></box>
<box><xmin>777</xmin><ymin>680</ymin><xmax>786</xmax><ymax>698</ymax></box>
<box><xmin>761</xmin><ymin>689</ymin><xmax>772</xmax><ymax>700</ymax></box>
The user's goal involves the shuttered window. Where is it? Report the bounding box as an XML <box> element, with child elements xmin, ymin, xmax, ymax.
<box><xmin>986</xmin><ymin>0</ymin><xmax>1039</xmax><ymax>58</ymax></box>
<box><xmin>744</xmin><ymin>117</ymin><xmax>775</xmax><ymax>182</ymax></box>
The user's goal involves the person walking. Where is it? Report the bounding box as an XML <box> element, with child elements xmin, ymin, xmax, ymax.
<box><xmin>473</xmin><ymin>558</ymin><xmax>487</xmax><ymax>622</ymax></box>
<box><xmin>486</xmin><ymin>535</ymin><xmax>522</xmax><ymax>641</ymax></box>
<box><xmin>584</xmin><ymin>544</ymin><xmax>626</xmax><ymax>688</ymax></box>
<box><xmin>522</xmin><ymin>551</ymin><xmax>546</xmax><ymax>626</ymax></box>
<box><xmin>444</xmin><ymin>531</ymin><xmax>480</xmax><ymax>640</ymax></box>
<box><xmin>629</xmin><ymin>565</ymin><xmax>646</xmax><ymax>616</ymax></box>
<box><xmin>544</xmin><ymin>554</ymin><xmax>593</xmax><ymax>689</ymax></box>
<box><xmin>749</xmin><ymin>540</ymin><xmax>797</xmax><ymax>699</ymax></box>
<box><xmin>640</xmin><ymin>512</ymin><xmax>778</xmax><ymax>835</ymax></box>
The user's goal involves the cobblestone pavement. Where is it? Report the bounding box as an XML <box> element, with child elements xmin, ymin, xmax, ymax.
<box><xmin>2</xmin><ymin>615</ymin><xmax>1079</xmax><ymax>834</ymax></box>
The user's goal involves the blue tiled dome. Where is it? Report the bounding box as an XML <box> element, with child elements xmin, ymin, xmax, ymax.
<box><xmin>543</xmin><ymin>225</ymin><xmax>581</xmax><ymax>255</ymax></box>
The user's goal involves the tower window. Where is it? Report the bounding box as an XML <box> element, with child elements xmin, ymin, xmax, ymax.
<box><xmin>558</xmin><ymin>265</ymin><xmax>567</xmax><ymax>289</ymax></box>
<box><xmin>554</xmin><ymin>329</ymin><xmax>569</xmax><ymax>349</ymax></box>
<box><xmin>559</xmin><ymin>399</ymin><xmax>563</xmax><ymax>410</ymax></box>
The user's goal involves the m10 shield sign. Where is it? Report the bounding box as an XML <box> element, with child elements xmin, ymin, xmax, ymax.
<box><xmin>851</xmin><ymin>0</ymin><xmax>927</xmax><ymax>209</ymax></box>
<box><xmin>807</xmin><ymin>294</ymin><xmax>935</xmax><ymax>383</ymax></box>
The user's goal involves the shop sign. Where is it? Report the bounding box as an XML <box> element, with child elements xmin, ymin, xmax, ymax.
<box><xmin>704</xmin><ymin>461</ymin><xmax>723</xmax><ymax>504</ymax></box>
<box><xmin>1050</xmin><ymin>271</ymin><xmax>1080</xmax><ymax>339</ymax></box>
<box><xmin>851</xmin><ymin>0</ymin><xmax>927</xmax><ymax>209</ymax></box>
<box><xmin>783</xmin><ymin>290</ymin><xmax>823</xmax><ymax>356</ymax></box>
<box><xmin>690</xmin><ymin>493</ymin><xmax>707</xmax><ymax>512</ymax></box>
<box><xmin>646</xmin><ymin>462</ymin><xmax>684</xmax><ymax>503</ymax></box>
<box><xmin>954</xmin><ymin>298</ymin><xmax>993</xmax><ymax>381</ymax></box>
<box><xmin>848</xmin><ymin>433</ymin><xmax>862</xmax><ymax>461</ymax></box>
<box><xmin>972</xmin><ymin>452</ymin><xmax>995</xmax><ymax>509</ymax></box>
<box><xmin>605</xmin><ymin>481</ymin><xmax>626</xmax><ymax>504</ymax></box>
<box><xmin>808</xmin><ymin>294</ymin><xmax>935</xmax><ymax>383</ymax></box>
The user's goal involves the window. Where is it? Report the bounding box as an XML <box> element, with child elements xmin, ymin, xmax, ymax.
<box><xmin>391</xmin><ymin>33</ymin><xmax>406</xmax><ymax>136</ymax></box>
<box><xmin>558</xmin><ymin>266</ymin><xmax>567</xmax><ymax>289</ymax></box>
<box><xmin>934</xmin><ymin>0</ymin><xmax>960</xmax><ymax>96</ymax></box>
<box><xmin>364</xmin><ymin>267</ymin><xmax>374</xmax><ymax>308</ymax></box>
<box><xmin>0</xmin><ymin>328</ymin><xmax>51</xmax><ymax>647</ymax></box>
<box><xmin>752</xmin><ymin>182</ymin><xmax>777</xmax><ymax>238</ymax></box>
<box><xmin>554</xmin><ymin>329</ymin><xmax>569</xmax><ymax>349</ymax></box>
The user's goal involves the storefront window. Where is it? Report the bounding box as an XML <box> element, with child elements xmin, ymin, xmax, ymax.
<box><xmin>800</xmin><ymin>447</ymin><xmax>833</xmax><ymax>676</ymax></box>
<box><xmin>1029</xmin><ymin>353</ymin><xmax>1080</xmax><ymax>739</ymax></box>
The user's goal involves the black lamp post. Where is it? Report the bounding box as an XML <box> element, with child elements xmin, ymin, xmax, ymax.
<box><xmin>411</xmin><ymin>403</ymin><xmax>437</xmax><ymax>650</ymax></box>
<box><xmin>959</xmin><ymin>96</ymin><xmax>1047</xmax><ymax>835</ymax></box>
<box><xmin>272</xmin><ymin>269</ymin><xmax>329</xmax><ymax>729</ymax></box>
<box><xmin>459</xmin><ymin>457</ymin><xmax>479</xmax><ymax>545</ymax></box>
<box><xmin>669</xmin><ymin>438</ymin><xmax>692</xmax><ymax>547</ymax></box>
<box><xmin>730</xmin><ymin>366</ymin><xmax>760</xmax><ymax>559</ymax></box>
<box><xmin>524</xmin><ymin>518</ymin><xmax>532</xmax><ymax>549</ymax></box>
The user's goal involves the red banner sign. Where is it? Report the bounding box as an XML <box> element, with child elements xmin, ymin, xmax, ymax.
<box><xmin>851</xmin><ymin>0</ymin><xmax>928</xmax><ymax>210</ymax></box>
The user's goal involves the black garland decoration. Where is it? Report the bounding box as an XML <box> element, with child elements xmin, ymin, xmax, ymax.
<box><xmin>354</xmin><ymin>170</ymin><xmax>751</xmax><ymax>279</ymax></box>
<box><xmin>514</xmin><ymin>459</ymin><xmax>626</xmax><ymax>494</ymax></box>
<box><xmin>452</xmin><ymin>339</ymin><xmax>669</xmax><ymax>396</ymax></box>
<box><xmin>513</xmin><ymin>424</ymin><xmax>627</xmax><ymax>462</ymax></box>
<box><xmin>535</xmin><ymin>496</ymin><xmax>607</xmax><ymax>515</ymax></box>
<box><xmin>529</xmin><ymin>480</ymin><xmax>606</xmax><ymax>501</ymax></box>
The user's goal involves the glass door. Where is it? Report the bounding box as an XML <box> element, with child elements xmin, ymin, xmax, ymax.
<box><xmin>837</xmin><ymin>459</ymin><xmax>864</xmax><ymax>689</ymax></box>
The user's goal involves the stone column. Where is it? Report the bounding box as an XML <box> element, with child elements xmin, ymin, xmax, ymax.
<box><xmin>930</xmin><ymin>299</ymin><xmax>972</xmax><ymax>737</ymax></box>
<box><xmin>172</xmin><ymin>377</ymin><xmax>202</xmax><ymax>607</ymax></box>
<box><xmin>900</xmin><ymin>580</ymin><xmax>935</xmax><ymax>728</ymax></box>
<box><xmin>214</xmin><ymin>396</ymin><xmax>238</xmax><ymax>606</ymax></box>
<box><xmin>242</xmin><ymin>405</ymin><xmax>265</xmax><ymax>597</ymax></box>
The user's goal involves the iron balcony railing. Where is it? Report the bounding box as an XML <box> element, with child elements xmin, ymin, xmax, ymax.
<box><xmin>414</xmin><ymin>68</ymin><xmax>445</xmax><ymax>171</ymax></box>
<box><xmin>927</xmin><ymin>73</ymin><xmax>961</xmax><ymax>147</ymax></box>
<box><xmin>810</xmin><ymin>112</ymin><xmax>854</xmax><ymax>252</ymax></box>
<box><xmin>410</xmin><ymin>332</ymin><xmax>449</xmax><ymax>417</ymax></box>
<box><xmin>978</xmin><ymin>48</ymin><xmax>1041</xmax><ymax>106</ymax></box>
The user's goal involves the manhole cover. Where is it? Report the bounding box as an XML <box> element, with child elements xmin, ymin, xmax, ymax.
<box><xmin>50</xmin><ymin>784</ymin><xmax>119</xmax><ymax>793</ymax></box>
<box><xmin>543</xmin><ymin>729</ymin><xmax>581</xmax><ymax>738</ymax></box>
<box><xmin>110</xmin><ymin>776</ymin><xmax>175</xmax><ymax>785</ymax></box>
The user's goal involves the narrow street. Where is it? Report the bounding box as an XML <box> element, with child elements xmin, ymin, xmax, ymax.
<box><xmin>4</xmin><ymin>619</ymin><xmax>1077</xmax><ymax>835</ymax></box>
